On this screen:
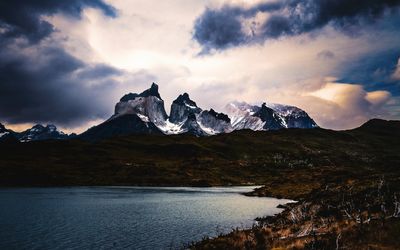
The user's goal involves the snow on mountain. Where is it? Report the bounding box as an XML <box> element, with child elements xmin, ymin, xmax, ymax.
<box><xmin>225</xmin><ymin>101</ymin><xmax>318</xmax><ymax>131</ymax></box>
<box><xmin>266</xmin><ymin>103</ymin><xmax>318</xmax><ymax>128</ymax></box>
<box><xmin>0</xmin><ymin>123</ymin><xmax>9</xmax><ymax>137</ymax></box>
<box><xmin>17</xmin><ymin>124</ymin><xmax>70</xmax><ymax>142</ymax></box>
<box><xmin>112</xmin><ymin>83</ymin><xmax>168</xmax><ymax>128</ymax></box>
<box><xmin>197</xmin><ymin>109</ymin><xmax>233</xmax><ymax>135</ymax></box>
<box><xmin>2</xmin><ymin>83</ymin><xmax>319</xmax><ymax>142</ymax></box>
<box><xmin>224</xmin><ymin>101</ymin><xmax>265</xmax><ymax>131</ymax></box>
<box><xmin>169</xmin><ymin>93</ymin><xmax>201</xmax><ymax>123</ymax></box>
<box><xmin>80</xmin><ymin>83</ymin><xmax>167</xmax><ymax>140</ymax></box>
<box><xmin>168</xmin><ymin>93</ymin><xmax>232</xmax><ymax>136</ymax></box>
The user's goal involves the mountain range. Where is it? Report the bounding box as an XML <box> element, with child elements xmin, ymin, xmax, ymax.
<box><xmin>1</xmin><ymin>83</ymin><xmax>318</xmax><ymax>142</ymax></box>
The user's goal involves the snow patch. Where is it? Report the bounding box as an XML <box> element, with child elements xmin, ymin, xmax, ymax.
<box><xmin>198</xmin><ymin>121</ymin><xmax>217</xmax><ymax>135</ymax></box>
<box><xmin>156</xmin><ymin>120</ymin><xmax>185</xmax><ymax>135</ymax></box>
<box><xmin>137</xmin><ymin>113</ymin><xmax>150</xmax><ymax>123</ymax></box>
<box><xmin>184</xmin><ymin>103</ymin><xmax>197</xmax><ymax>109</ymax></box>
<box><xmin>0</xmin><ymin>132</ymin><xmax>9</xmax><ymax>138</ymax></box>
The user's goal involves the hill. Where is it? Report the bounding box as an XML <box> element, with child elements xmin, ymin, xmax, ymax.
<box><xmin>0</xmin><ymin>119</ymin><xmax>399</xmax><ymax>187</ymax></box>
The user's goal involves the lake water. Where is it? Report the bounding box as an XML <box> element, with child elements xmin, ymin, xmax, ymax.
<box><xmin>0</xmin><ymin>186</ymin><xmax>291</xmax><ymax>249</ymax></box>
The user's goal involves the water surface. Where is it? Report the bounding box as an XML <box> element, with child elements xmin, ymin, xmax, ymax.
<box><xmin>0</xmin><ymin>186</ymin><xmax>291</xmax><ymax>249</ymax></box>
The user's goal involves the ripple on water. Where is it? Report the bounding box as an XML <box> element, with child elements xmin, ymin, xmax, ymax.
<box><xmin>0</xmin><ymin>187</ymin><xmax>293</xmax><ymax>249</ymax></box>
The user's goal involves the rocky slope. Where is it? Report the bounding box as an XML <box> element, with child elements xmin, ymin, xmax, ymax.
<box><xmin>0</xmin><ymin>123</ymin><xmax>70</xmax><ymax>142</ymax></box>
<box><xmin>225</xmin><ymin>101</ymin><xmax>318</xmax><ymax>131</ymax></box>
<box><xmin>0</xmin><ymin>123</ymin><xmax>16</xmax><ymax>142</ymax></box>
<box><xmin>17</xmin><ymin>124</ymin><xmax>71</xmax><ymax>142</ymax></box>
<box><xmin>80</xmin><ymin>83</ymin><xmax>234</xmax><ymax>139</ymax></box>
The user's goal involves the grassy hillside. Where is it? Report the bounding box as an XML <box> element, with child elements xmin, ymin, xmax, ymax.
<box><xmin>0</xmin><ymin>119</ymin><xmax>399</xmax><ymax>187</ymax></box>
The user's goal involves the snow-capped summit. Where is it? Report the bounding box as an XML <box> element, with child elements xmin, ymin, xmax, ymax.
<box><xmin>267</xmin><ymin>103</ymin><xmax>318</xmax><ymax>129</ymax></box>
<box><xmin>225</xmin><ymin>101</ymin><xmax>318</xmax><ymax>131</ymax></box>
<box><xmin>253</xmin><ymin>103</ymin><xmax>286</xmax><ymax>130</ymax></box>
<box><xmin>17</xmin><ymin>124</ymin><xmax>69</xmax><ymax>142</ymax></box>
<box><xmin>224</xmin><ymin>101</ymin><xmax>265</xmax><ymax>131</ymax></box>
<box><xmin>81</xmin><ymin>83</ymin><xmax>167</xmax><ymax>140</ymax></box>
<box><xmin>113</xmin><ymin>82</ymin><xmax>168</xmax><ymax>127</ymax></box>
<box><xmin>169</xmin><ymin>93</ymin><xmax>201</xmax><ymax>124</ymax></box>
<box><xmin>168</xmin><ymin>93</ymin><xmax>232</xmax><ymax>136</ymax></box>
<box><xmin>80</xmin><ymin>84</ymin><xmax>318</xmax><ymax>140</ymax></box>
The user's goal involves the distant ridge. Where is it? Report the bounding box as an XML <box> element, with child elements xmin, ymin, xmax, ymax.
<box><xmin>1</xmin><ymin>82</ymin><xmax>320</xmax><ymax>142</ymax></box>
<box><xmin>79</xmin><ymin>83</ymin><xmax>318</xmax><ymax>140</ymax></box>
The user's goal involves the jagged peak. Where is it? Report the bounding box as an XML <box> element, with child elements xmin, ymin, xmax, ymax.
<box><xmin>120</xmin><ymin>82</ymin><xmax>162</xmax><ymax>102</ymax></box>
<box><xmin>28</xmin><ymin>124</ymin><xmax>59</xmax><ymax>132</ymax></box>
<box><xmin>255</xmin><ymin>103</ymin><xmax>273</xmax><ymax>114</ymax></box>
<box><xmin>173</xmin><ymin>92</ymin><xmax>198</xmax><ymax>108</ymax></box>
<box><xmin>206</xmin><ymin>109</ymin><xmax>231</xmax><ymax>123</ymax></box>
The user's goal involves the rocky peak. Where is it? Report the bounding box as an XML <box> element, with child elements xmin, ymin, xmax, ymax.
<box><xmin>120</xmin><ymin>82</ymin><xmax>162</xmax><ymax>102</ymax></box>
<box><xmin>173</xmin><ymin>93</ymin><xmax>198</xmax><ymax>107</ymax></box>
<box><xmin>253</xmin><ymin>103</ymin><xmax>285</xmax><ymax>130</ymax></box>
<box><xmin>208</xmin><ymin>109</ymin><xmax>231</xmax><ymax>123</ymax></box>
<box><xmin>17</xmin><ymin>124</ymin><xmax>68</xmax><ymax>142</ymax></box>
<box><xmin>169</xmin><ymin>93</ymin><xmax>201</xmax><ymax>124</ymax></box>
<box><xmin>254</xmin><ymin>103</ymin><xmax>274</xmax><ymax>118</ymax></box>
<box><xmin>114</xmin><ymin>82</ymin><xmax>168</xmax><ymax>126</ymax></box>
<box><xmin>197</xmin><ymin>109</ymin><xmax>233</xmax><ymax>134</ymax></box>
<box><xmin>0</xmin><ymin>123</ymin><xmax>6</xmax><ymax>132</ymax></box>
<box><xmin>141</xmin><ymin>82</ymin><xmax>162</xmax><ymax>100</ymax></box>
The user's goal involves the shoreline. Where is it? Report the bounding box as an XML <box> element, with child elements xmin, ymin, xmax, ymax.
<box><xmin>191</xmin><ymin>176</ymin><xmax>400</xmax><ymax>249</ymax></box>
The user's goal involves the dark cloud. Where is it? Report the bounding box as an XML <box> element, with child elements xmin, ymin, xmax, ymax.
<box><xmin>0</xmin><ymin>47</ymin><xmax>121</xmax><ymax>126</ymax></box>
<box><xmin>338</xmin><ymin>49</ymin><xmax>400</xmax><ymax>95</ymax></box>
<box><xmin>0</xmin><ymin>0</ymin><xmax>125</xmax><ymax>127</ymax></box>
<box><xmin>193</xmin><ymin>7</ymin><xmax>246</xmax><ymax>52</ymax></box>
<box><xmin>0</xmin><ymin>0</ymin><xmax>116</xmax><ymax>43</ymax></box>
<box><xmin>193</xmin><ymin>0</ymin><xmax>400</xmax><ymax>52</ymax></box>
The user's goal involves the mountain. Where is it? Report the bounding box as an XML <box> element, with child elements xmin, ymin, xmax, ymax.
<box><xmin>0</xmin><ymin>123</ymin><xmax>17</xmax><ymax>142</ymax></box>
<box><xmin>79</xmin><ymin>114</ymin><xmax>163</xmax><ymax>140</ymax></box>
<box><xmin>0</xmin><ymin>123</ymin><xmax>71</xmax><ymax>143</ymax></box>
<box><xmin>169</xmin><ymin>93</ymin><xmax>202</xmax><ymax>124</ymax></box>
<box><xmin>0</xmin><ymin>123</ymin><xmax>9</xmax><ymax>138</ymax></box>
<box><xmin>17</xmin><ymin>124</ymin><xmax>71</xmax><ymax>142</ymax></box>
<box><xmin>225</xmin><ymin>101</ymin><xmax>318</xmax><ymax>131</ymax></box>
<box><xmin>80</xmin><ymin>83</ymin><xmax>233</xmax><ymax>139</ymax></box>
<box><xmin>169</xmin><ymin>93</ymin><xmax>233</xmax><ymax>136</ymax></box>
<box><xmin>253</xmin><ymin>103</ymin><xmax>286</xmax><ymax>130</ymax></box>
<box><xmin>2</xmin><ymin>83</ymin><xmax>318</xmax><ymax>142</ymax></box>
<box><xmin>267</xmin><ymin>103</ymin><xmax>319</xmax><ymax>129</ymax></box>
<box><xmin>113</xmin><ymin>83</ymin><xmax>169</xmax><ymax>128</ymax></box>
<box><xmin>80</xmin><ymin>83</ymin><xmax>166</xmax><ymax>140</ymax></box>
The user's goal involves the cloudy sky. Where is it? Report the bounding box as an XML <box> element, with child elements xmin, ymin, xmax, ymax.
<box><xmin>1</xmin><ymin>0</ymin><xmax>400</xmax><ymax>133</ymax></box>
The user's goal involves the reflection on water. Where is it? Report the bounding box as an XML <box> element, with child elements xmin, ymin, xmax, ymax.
<box><xmin>0</xmin><ymin>186</ymin><xmax>292</xmax><ymax>249</ymax></box>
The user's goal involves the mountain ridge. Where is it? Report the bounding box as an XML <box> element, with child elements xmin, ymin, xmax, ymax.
<box><xmin>79</xmin><ymin>83</ymin><xmax>318</xmax><ymax>140</ymax></box>
<box><xmin>2</xmin><ymin>82</ymin><xmax>319</xmax><ymax>142</ymax></box>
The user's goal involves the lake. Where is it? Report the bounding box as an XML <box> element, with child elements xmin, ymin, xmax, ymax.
<box><xmin>0</xmin><ymin>186</ymin><xmax>292</xmax><ymax>249</ymax></box>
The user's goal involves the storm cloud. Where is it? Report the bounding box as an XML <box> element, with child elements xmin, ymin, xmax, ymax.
<box><xmin>0</xmin><ymin>0</ymin><xmax>116</xmax><ymax>43</ymax></box>
<box><xmin>0</xmin><ymin>46</ymin><xmax>123</xmax><ymax>126</ymax></box>
<box><xmin>0</xmin><ymin>0</ymin><xmax>124</xmax><ymax>127</ymax></box>
<box><xmin>193</xmin><ymin>0</ymin><xmax>400</xmax><ymax>52</ymax></box>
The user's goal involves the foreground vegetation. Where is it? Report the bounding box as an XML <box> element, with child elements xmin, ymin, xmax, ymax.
<box><xmin>0</xmin><ymin>119</ymin><xmax>399</xmax><ymax>249</ymax></box>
